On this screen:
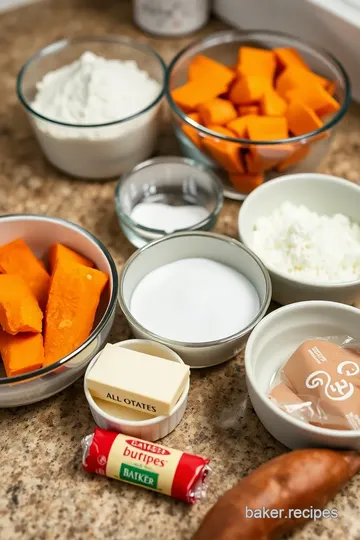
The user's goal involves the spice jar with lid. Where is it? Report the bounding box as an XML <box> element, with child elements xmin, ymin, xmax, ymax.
<box><xmin>133</xmin><ymin>0</ymin><xmax>210</xmax><ymax>37</ymax></box>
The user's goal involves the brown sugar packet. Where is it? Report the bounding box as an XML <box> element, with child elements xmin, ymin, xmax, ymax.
<box><xmin>282</xmin><ymin>339</ymin><xmax>360</xmax><ymax>430</ymax></box>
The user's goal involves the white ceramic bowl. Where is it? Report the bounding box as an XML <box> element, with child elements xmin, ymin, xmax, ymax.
<box><xmin>0</xmin><ymin>214</ymin><xmax>118</xmax><ymax>407</ymax></box>
<box><xmin>245</xmin><ymin>300</ymin><xmax>360</xmax><ymax>450</ymax></box>
<box><xmin>118</xmin><ymin>231</ymin><xmax>272</xmax><ymax>368</ymax></box>
<box><xmin>84</xmin><ymin>340</ymin><xmax>189</xmax><ymax>442</ymax></box>
<box><xmin>238</xmin><ymin>173</ymin><xmax>360</xmax><ymax>305</ymax></box>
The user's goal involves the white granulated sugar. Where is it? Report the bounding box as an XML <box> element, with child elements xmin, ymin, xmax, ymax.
<box><xmin>130</xmin><ymin>202</ymin><xmax>209</xmax><ymax>233</ymax></box>
<box><xmin>32</xmin><ymin>51</ymin><xmax>160</xmax><ymax>126</ymax></box>
<box><xmin>252</xmin><ymin>201</ymin><xmax>360</xmax><ymax>282</ymax></box>
<box><xmin>130</xmin><ymin>258</ymin><xmax>260</xmax><ymax>343</ymax></box>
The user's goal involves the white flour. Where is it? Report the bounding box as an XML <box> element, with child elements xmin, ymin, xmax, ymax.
<box><xmin>130</xmin><ymin>202</ymin><xmax>209</xmax><ymax>232</ymax></box>
<box><xmin>130</xmin><ymin>258</ymin><xmax>260</xmax><ymax>343</ymax></box>
<box><xmin>252</xmin><ymin>201</ymin><xmax>360</xmax><ymax>282</ymax></box>
<box><xmin>30</xmin><ymin>52</ymin><xmax>162</xmax><ymax>178</ymax></box>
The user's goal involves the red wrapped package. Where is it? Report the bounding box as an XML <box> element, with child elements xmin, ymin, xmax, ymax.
<box><xmin>82</xmin><ymin>428</ymin><xmax>210</xmax><ymax>504</ymax></box>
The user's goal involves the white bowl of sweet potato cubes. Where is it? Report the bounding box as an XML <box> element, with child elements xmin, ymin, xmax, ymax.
<box><xmin>0</xmin><ymin>214</ymin><xmax>118</xmax><ymax>407</ymax></box>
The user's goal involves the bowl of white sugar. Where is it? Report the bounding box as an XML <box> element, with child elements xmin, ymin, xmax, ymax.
<box><xmin>115</xmin><ymin>157</ymin><xmax>224</xmax><ymax>248</ymax></box>
<box><xmin>239</xmin><ymin>173</ymin><xmax>360</xmax><ymax>305</ymax></box>
<box><xmin>16</xmin><ymin>37</ymin><xmax>166</xmax><ymax>179</ymax></box>
<box><xmin>118</xmin><ymin>231</ymin><xmax>272</xmax><ymax>368</ymax></box>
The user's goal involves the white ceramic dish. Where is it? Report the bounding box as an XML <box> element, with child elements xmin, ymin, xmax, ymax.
<box><xmin>0</xmin><ymin>214</ymin><xmax>118</xmax><ymax>407</ymax></box>
<box><xmin>84</xmin><ymin>340</ymin><xmax>189</xmax><ymax>442</ymax></box>
<box><xmin>245</xmin><ymin>300</ymin><xmax>360</xmax><ymax>450</ymax></box>
<box><xmin>118</xmin><ymin>231</ymin><xmax>272</xmax><ymax>368</ymax></box>
<box><xmin>239</xmin><ymin>173</ymin><xmax>360</xmax><ymax>305</ymax></box>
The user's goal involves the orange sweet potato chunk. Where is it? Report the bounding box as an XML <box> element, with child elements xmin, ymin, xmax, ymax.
<box><xmin>189</xmin><ymin>55</ymin><xmax>235</xmax><ymax>88</ymax></box>
<box><xmin>49</xmin><ymin>244</ymin><xmax>94</xmax><ymax>273</ymax></box>
<box><xmin>260</xmin><ymin>89</ymin><xmax>287</xmax><ymax>116</ymax></box>
<box><xmin>229</xmin><ymin>75</ymin><xmax>271</xmax><ymax>105</ymax></box>
<box><xmin>237</xmin><ymin>47</ymin><xmax>276</xmax><ymax>79</ymax></box>
<box><xmin>237</xmin><ymin>105</ymin><xmax>260</xmax><ymax>116</ymax></box>
<box><xmin>274</xmin><ymin>47</ymin><xmax>310</xmax><ymax>71</ymax></box>
<box><xmin>247</xmin><ymin>116</ymin><xmax>288</xmax><ymax>141</ymax></box>
<box><xmin>0</xmin><ymin>331</ymin><xmax>44</xmax><ymax>377</ymax></box>
<box><xmin>229</xmin><ymin>172</ymin><xmax>263</xmax><ymax>194</ymax></box>
<box><xmin>0</xmin><ymin>274</ymin><xmax>43</xmax><ymax>334</ymax></box>
<box><xmin>227</xmin><ymin>114</ymin><xmax>257</xmax><ymax>138</ymax></box>
<box><xmin>276</xmin><ymin>66</ymin><xmax>329</xmax><ymax>98</ymax></box>
<box><xmin>0</xmin><ymin>239</ymin><xmax>50</xmax><ymax>309</ymax></box>
<box><xmin>203</xmin><ymin>125</ymin><xmax>244</xmax><ymax>174</ymax></box>
<box><xmin>172</xmin><ymin>79</ymin><xmax>228</xmax><ymax>112</ymax></box>
<box><xmin>287</xmin><ymin>101</ymin><xmax>323</xmax><ymax>136</ymax></box>
<box><xmin>276</xmin><ymin>144</ymin><xmax>310</xmax><ymax>172</ymax></box>
<box><xmin>199</xmin><ymin>98</ymin><xmax>237</xmax><ymax>126</ymax></box>
<box><xmin>285</xmin><ymin>84</ymin><xmax>340</xmax><ymax>117</ymax></box>
<box><xmin>44</xmin><ymin>263</ymin><xmax>109</xmax><ymax>366</ymax></box>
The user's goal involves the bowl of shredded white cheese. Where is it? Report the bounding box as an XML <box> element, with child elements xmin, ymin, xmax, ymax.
<box><xmin>238</xmin><ymin>173</ymin><xmax>360</xmax><ymax>305</ymax></box>
<box><xmin>17</xmin><ymin>37</ymin><xmax>166</xmax><ymax>179</ymax></box>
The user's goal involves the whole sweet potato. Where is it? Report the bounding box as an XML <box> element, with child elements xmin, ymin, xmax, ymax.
<box><xmin>193</xmin><ymin>449</ymin><xmax>360</xmax><ymax>540</ymax></box>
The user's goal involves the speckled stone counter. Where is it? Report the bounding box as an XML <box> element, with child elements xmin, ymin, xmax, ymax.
<box><xmin>1</xmin><ymin>1</ymin><xmax>360</xmax><ymax>539</ymax></box>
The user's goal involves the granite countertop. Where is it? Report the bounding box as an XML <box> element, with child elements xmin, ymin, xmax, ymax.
<box><xmin>1</xmin><ymin>1</ymin><xmax>360</xmax><ymax>539</ymax></box>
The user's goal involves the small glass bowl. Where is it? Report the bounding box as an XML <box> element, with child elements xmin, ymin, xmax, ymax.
<box><xmin>166</xmin><ymin>30</ymin><xmax>351</xmax><ymax>201</ymax></box>
<box><xmin>17</xmin><ymin>36</ymin><xmax>166</xmax><ymax>180</ymax></box>
<box><xmin>114</xmin><ymin>156</ymin><xmax>224</xmax><ymax>248</ymax></box>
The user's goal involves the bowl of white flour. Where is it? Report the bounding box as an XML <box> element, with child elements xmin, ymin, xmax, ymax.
<box><xmin>17</xmin><ymin>37</ymin><xmax>166</xmax><ymax>179</ymax></box>
<box><xmin>238</xmin><ymin>173</ymin><xmax>360</xmax><ymax>305</ymax></box>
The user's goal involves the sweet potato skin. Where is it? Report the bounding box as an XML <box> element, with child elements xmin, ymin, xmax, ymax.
<box><xmin>193</xmin><ymin>449</ymin><xmax>360</xmax><ymax>540</ymax></box>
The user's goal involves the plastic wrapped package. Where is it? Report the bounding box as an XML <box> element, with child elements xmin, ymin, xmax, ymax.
<box><xmin>268</xmin><ymin>336</ymin><xmax>360</xmax><ymax>430</ymax></box>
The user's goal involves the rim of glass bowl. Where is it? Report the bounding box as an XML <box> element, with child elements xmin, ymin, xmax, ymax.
<box><xmin>166</xmin><ymin>29</ymin><xmax>351</xmax><ymax>145</ymax></box>
<box><xmin>0</xmin><ymin>214</ymin><xmax>118</xmax><ymax>385</ymax></box>
<box><xmin>17</xmin><ymin>36</ymin><xmax>167</xmax><ymax>129</ymax></box>
<box><xmin>114</xmin><ymin>156</ymin><xmax>224</xmax><ymax>236</ymax></box>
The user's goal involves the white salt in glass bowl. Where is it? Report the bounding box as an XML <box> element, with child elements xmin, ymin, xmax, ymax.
<box><xmin>118</xmin><ymin>231</ymin><xmax>272</xmax><ymax>368</ymax></box>
<box><xmin>245</xmin><ymin>300</ymin><xmax>360</xmax><ymax>450</ymax></box>
<box><xmin>238</xmin><ymin>173</ymin><xmax>360</xmax><ymax>305</ymax></box>
<box><xmin>84</xmin><ymin>340</ymin><xmax>189</xmax><ymax>442</ymax></box>
<box><xmin>17</xmin><ymin>36</ymin><xmax>166</xmax><ymax>179</ymax></box>
<box><xmin>0</xmin><ymin>214</ymin><xmax>118</xmax><ymax>407</ymax></box>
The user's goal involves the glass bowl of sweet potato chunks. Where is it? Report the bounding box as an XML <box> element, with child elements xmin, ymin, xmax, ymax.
<box><xmin>167</xmin><ymin>30</ymin><xmax>350</xmax><ymax>200</ymax></box>
<box><xmin>0</xmin><ymin>215</ymin><xmax>118</xmax><ymax>407</ymax></box>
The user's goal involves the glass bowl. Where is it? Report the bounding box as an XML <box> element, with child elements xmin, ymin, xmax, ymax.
<box><xmin>0</xmin><ymin>215</ymin><xmax>118</xmax><ymax>407</ymax></box>
<box><xmin>17</xmin><ymin>36</ymin><xmax>166</xmax><ymax>180</ymax></box>
<box><xmin>166</xmin><ymin>30</ymin><xmax>351</xmax><ymax>200</ymax></box>
<box><xmin>114</xmin><ymin>156</ymin><xmax>224</xmax><ymax>248</ymax></box>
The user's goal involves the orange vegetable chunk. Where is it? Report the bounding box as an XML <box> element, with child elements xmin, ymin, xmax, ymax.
<box><xmin>188</xmin><ymin>55</ymin><xmax>235</xmax><ymax>88</ymax></box>
<box><xmin>229</xmin><ymin>172</ymin><xmax>263</xmax><ymax>194</ymax></box>
<box><xmin>285</xmin><ymin>84</ymin><xmax>340</xmax><ymax>117</ymax></box>
<box><xmin>203</xmin><ymin>125</ymin><xmax>244</xmax><ymax>174</ymax></box>
<box><xmin>172</xmin><ymin>80</ymin><xmax>227</xmax><ymax>112</ymax></box>
<box><xmin>277</xmin><ymin>144</ymin><xmax>310</xmax><ymax>172</ymax></box>
<box><xmin>260</xmin><ymin>89</ymin><xmax>287</xmax><ymax>116</ymax></box>
<box><xmin>44</xmin><ymin>263</ymin><xmax>109</xmax><ymax>366</ymax></box>
<box><xmin>274</xmin><ymin>47</ymin><xmax>310</xmax><ymax>71</ymax></box>
<box><xmin>49</xmin><ymin>243</ymin><xmax>94</xmax><ymax>273</ymax></box>
<box><xmin>327</xmin><ymin>81</ymin><xmax>337</xmax><ymax>96</ymax></box>
<box><xmin>287</xmin><ymin>101</ymin><xmax>323</xmax><ymax>136</ymax></box>
<box><xmin>227</xmin><ymin>114</ymin><xmax>257</xmax><ymax>138</ymax></box>
<box><xmin>276</xmin><ymin>66</ymin><xmax>329</xmax><ymax>98</ymax></box>
<box><xmin>199</xmin><ymin>98</ymin><xmax>237</xmax><ymax>126</ymax></box>
<box><xmin>237</xmin><ymin>105</ymin><xmax>260</xmax><ymax>116</ymax></box>
<box><xmin>237</xmin><ymin>47</ymin><xmax>276</xmax><ymax>79</ymax></box>
<box><xmin>247</xmin><ymin>116</ymin><xmax>288</xmax><ymax>141</ymax></box>
<box><xmin>0</xmin><ymin>274</ymin><xmax>43</xmax><ymax>335</ymax></box>
<box><xmin>0</xmin><ymin>331</ymin><xmax>44</xmax><ymax>377</ymax></box>
<box><xmin>229</xmin><ymin>75</ymin><xmax>271</xmax><ymax>105</ymax></box>
<box><xmin>182</xmin><ymin>112</ymin><xmax>203</xmax><ymax>148</ymax></box>
<box><xmin>0</xmin><ymin>238</ymin><xmax>50</xmax><ymax>309</ymax></box>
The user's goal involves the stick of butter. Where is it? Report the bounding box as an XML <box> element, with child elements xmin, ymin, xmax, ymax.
<box><xmin>87</xmin><ymin>344</ymin><xmax>189</xmax><ymax>416</ymax></box>
<box><xmin>94</xmin><ymin>397</ymin><xmax>156</xmax><ymax>421</ymax></box>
